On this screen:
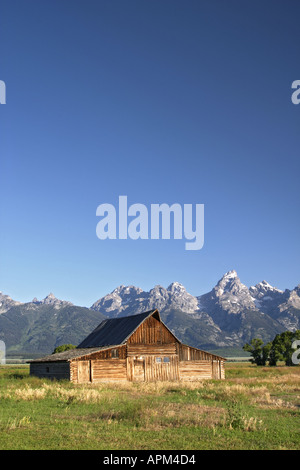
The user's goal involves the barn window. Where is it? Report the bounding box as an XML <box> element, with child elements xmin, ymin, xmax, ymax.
<box><xmin>46</xmin><ymin>367</ymin><xmax>50</xmax><ymax>373</ymax></box>
<box><xmin>111</xmin><ymin>349</ymin><xmax>119</xmax><ymax>358</ymax></box>
<box><xmin>156</xmin><ymin>357</ymin><xmax>162</xmax><ymax>363</ymax></box>
<box><xmin>163</xmin><ymin>357</ymin><xmax>170</xmax><ymax>363</ymax></box>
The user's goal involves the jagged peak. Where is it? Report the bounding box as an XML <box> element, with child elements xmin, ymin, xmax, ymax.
<box><xmin>216</xmin><ymin>270</ymin><xmax>241</xmax><ymax>288</ymax></box>
<box><xmin>167</xmin><ymin>281</ymin><xmax>186</xmax><ymax>291</ymax></box>
<box><xmin>223</xmin><ymin>270</ymin><xmax>238</xmax><ymax>279</ymax></box>
<box><xmin>111</xmin><ymin>285</ymin><xmax>143</xmax><ymax>295</ymax></box>
<box><xmin>257</xmin><ymin>280</ymin><xmax>274</xmax><ymax>288</ymax></box>
<box><xmin>31</xmin><ymin>293</ymin><xmax>73</xmax><ymax>306</ymax></box>
<box><xmin>149</xmin><ymin>285</ymin><xmax>167</xmax><ymax>293</ymax></box>
<box><xmin>250</xmin><ymin>280</ymin><xmax>283</xmax><ymax>293</ymax></box>
<box><xmin>112</xmin><ymin>284</ymin><xmax>125</xmax><ymax>291</ymax></box>
<box><xmin>45</xmin><ymin>292</ymin><xmax>56</xmax><ymax>299</ymax></box>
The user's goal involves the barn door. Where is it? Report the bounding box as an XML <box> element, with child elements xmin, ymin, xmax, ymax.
<box><xmin>133</xmin><ymin>358</ymin><xmax>145</xmax><ymax>382</ymax></box>
<box><xmin>212</xmin><ymin>360</ymin><xmax>221</xmax><ymax>379</ymax></box>
<box><xmin>147</xmin><ymin>356</ymin><xmax>179</xmax><ymax>381</ymax></box>
<box><xmin>78</xmin><ymin>360</ymin><xmax>91</xmax><ymax>383</ymax></box>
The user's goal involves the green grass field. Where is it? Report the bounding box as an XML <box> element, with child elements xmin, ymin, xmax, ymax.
<box><xmin>0</xmin><ymin>363</ymin><xmax>299</xmax><ymax>450</ymax></box>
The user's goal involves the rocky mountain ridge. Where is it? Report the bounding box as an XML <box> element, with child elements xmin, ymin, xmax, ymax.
<box><xmin>90</xmin><ymin>270</ymin><xmax>300</xmax><ymax>330</ymax></box>
<box><xmin>1</xmin><ymin>271</ymin><xmax>299</xmax><ymax>355</ymax></box>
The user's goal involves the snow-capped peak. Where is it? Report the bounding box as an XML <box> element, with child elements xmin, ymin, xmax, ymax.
<box><xmin>112</xmin><ymin>285</ymin><xmax>143</xmax><ymax>296</ymax></box>
<box><xmin>167</xmin><ymin>282</ymin><xmax>186</xmax><ymax>293</ymax></box>
<box><xmin>199</xmin><ymin>270</ymin><xmax>257</xmax><ymax>314</ymax></box>
<box><xmin>215</xmin><ymin>270</ymin><xmax>245</xmax><ymax>295</ymax></box>
<box><xmin>223</xmin><ymin>270</ymin><xmax>238</xmax><ymax>280</ymax></box>
<box><xmin>249</xmin><ymin>280</ymin><xmax>283</xmax><ymax>298</ymax></box>
<box><xmin>259</xmin><ymin>280</ymin><xmax>283</xmax><ymax>292</ymax></box>
<box><xmin>92</xmin><ymin>281</ymin><xmax>199</xmax><ymax>316</ymax></box>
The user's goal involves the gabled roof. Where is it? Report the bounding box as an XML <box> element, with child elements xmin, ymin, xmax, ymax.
<box><xmin>77</xmin><ymin>309</ymin><xmax>164</xmax><ymax>348</ymax></box>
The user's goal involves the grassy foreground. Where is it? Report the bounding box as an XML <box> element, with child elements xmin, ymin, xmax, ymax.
<box><xmin>0</xmin><ymin>363</ymin><xmax>299</xmax><ymax>450</ymax></box>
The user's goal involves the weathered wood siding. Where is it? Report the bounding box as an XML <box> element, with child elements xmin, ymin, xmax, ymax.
<box><xmin>126</xmin><ymin>341</ymin><xmax>179</xmax><ymax>382</ymax></box>
<box><xmin>70</xmin><ymin>361</ymin><xmax>78</xmax><ymax>383</ymax></box>
<box><xmin>178</xmin><ymin>344</ymin><xmax>215</xmax><ymax>361</ymax></box>
<box><xmin>77</xmin><ymin>360</ymin><xmax>91</xmax><ymax>383</ymax></box>
<box><xmin>70</xmin><ymin>358</ymin><xmax>127</xmax><ymax>383</ymax></box>
<box><xmin>212</xmin><ymin>360</ymin><xmax>225</xmax><ymax>380</ymax></box>
<box><xmin>127</xmin><ymin>343</ymin><xmax>177</xmax><ymax>356</ymax></box>
<box><xmin>127</xmin><ymin>355</ymin><xmax>179</xmax><ymax>382</ymax></box>
<box><xmin>30</xmin><ymin>362</ymin><xmax>70</xmax><ymax>380</ymax></box>
<box><xmin>127</xmin><ymin>358</ymin><xmax>144</xmax><ymax>382</ymax></box>
<box><xmin>91</xmin><ymin>359</ymin><xmax>127</xmax><ymax>382</ymax></box>
<box><xmin>145</xmin><ymin>356</ymin><xmax>179</xmax><ymax>381</ymax></box>
<box><xmin>179</xmin><ymin>360</ymin><xmax>213</xmax><ymax>380</ymax></box>
<box><xmin>177</xmin><ymin>344</ymin><xmax>225</xmax><ymax>380</ymax></box>
<box><xmin>74</xmin><ymin>345</ymin><xmax>126</xmax><ymax>361</ymax></box>
<box><xmin>127</xmin><ymin>315</ymin><xmax>176</xmax><ymax>345</ymax></box>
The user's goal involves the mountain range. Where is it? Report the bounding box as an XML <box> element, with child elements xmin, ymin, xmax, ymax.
<box><xmin>0</xmin><ymin>270</ymin><xmax>299</xmax><ymax>357</ymax></box>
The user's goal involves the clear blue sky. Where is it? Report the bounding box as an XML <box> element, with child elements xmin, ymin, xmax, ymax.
<box><xmin>0</xmin><ymin>0</ymin><xmax>299</xmax><ymax>306</ymax></box>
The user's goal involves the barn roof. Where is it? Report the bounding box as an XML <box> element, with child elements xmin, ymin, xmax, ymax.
<box><xmin>77</xmin><ymin>309</ymin><xmax>166</xmax><ymax>348</ymax></box>
<box><xmin>29</xmin><ymin>346</ymin><xmax>122</xmax><ymax>363</ymax></box>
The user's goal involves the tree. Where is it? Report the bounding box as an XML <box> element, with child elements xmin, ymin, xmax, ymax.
<box><xmin>243</xmin><ymin>338</ymin><xmax>271</xmax><ymax>366</ymax></box>
<box><xmin>269</xmin><ymin>330</ymin><xmax>300</xmax><ymax>366</ymax></box>
<box><xmin>244</xmin><ymin>331</ymin><xmax>300</xmax><ymax>367</ymax></box>
<box><xmin>52</xmin><ymin>344</ymin><xmax>76</xmax><ymax>354</ymax></box>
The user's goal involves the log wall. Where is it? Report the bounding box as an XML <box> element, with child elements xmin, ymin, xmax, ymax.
<box><xmin>70</xmin><ymin>358</ymin><xmax>127</xmax><ymax>383</ymax></box>
<box><xmin>179</xmin><ymin>360</ymin><xmax>213</xmax><ymax>380</ymax></box>
<box><xmin>91</xmin><ymin>359</ymin><xmax>127</xmax><ymax>382</ymax></box>
<box><xmin>30</xmin><ymin>362</ymin><xmax>70</xmax><ymax>380</ymax></box>
<box><xmin>127</xmin><ymin>343</ymin><xmax>177</xmax><ymax>356</ymax></box>
<box><xmin>69</xmin><ymin>344</ymin><xmax>225</xmax><ymax>383</ymax></box>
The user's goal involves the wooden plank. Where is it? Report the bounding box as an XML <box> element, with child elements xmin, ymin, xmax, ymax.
<box><xmin>127</xmin><ymin>316</ymin><xmax>176</xmax><ymax>345</ymax></box>
<box><xmin>77</xmin><ymin>360</ymin><xmax>91</xmax><ymax>383</ymax></box>
<box><xmin>133</xmin><ymin>359</ymin><xmax>145</xmax><ymax>382</ymax></box>
<box><xmin>144</xmin><ymin>355</ymin><xmax>179</xmax><ymax>382</ymax></box>
<box><xmin>91</xmin><ymin>359</ymin><xmax>127</xmax><ymax>382</ymax></box>
<box><xmin>73</xmin><ymin>345</ymin><xmax>126</xmax><ymax>361</ymax></box>
<box><xmin>127</xmin><ymin>343</ymin><xmax>177</xmax><ymax>356</ymax></box>
<box><xmin>178</xmin><ymin>345</ymin><xmax>214</xmax><ymax>361</ymax></box>
<box><xmin>179</xmin><ymin>360</ymin><xmax>213</xmax><ymax>380</ymax></box>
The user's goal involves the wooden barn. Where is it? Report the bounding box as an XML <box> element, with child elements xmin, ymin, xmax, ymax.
<box><xmin>29</xmin><ymin>309</ymin><xmax>225</xmax><ymax>383</ymax></box>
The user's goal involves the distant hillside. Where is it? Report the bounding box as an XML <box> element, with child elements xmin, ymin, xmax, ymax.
<box><xmin>0</xmin><ymin>302</ymin><xmax>106</xmax><ymax>356</ymax></box>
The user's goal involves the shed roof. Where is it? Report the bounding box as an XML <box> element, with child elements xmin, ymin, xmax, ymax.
<box><xmin>29</xmin><ymin>345</ymin><xmax>123</xmax><ymax>363</ymax></box>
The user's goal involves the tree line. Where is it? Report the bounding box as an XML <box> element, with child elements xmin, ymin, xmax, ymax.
<box><xmin>243</xmin><ymin>330</ymin><xmax>300</xmax><ymax>366</ymax></box>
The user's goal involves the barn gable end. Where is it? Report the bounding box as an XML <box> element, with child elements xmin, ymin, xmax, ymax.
<box><xmin>127</xmin><ymin>312</ymin><xmax>178</xmax><ymax>345</ymax></box>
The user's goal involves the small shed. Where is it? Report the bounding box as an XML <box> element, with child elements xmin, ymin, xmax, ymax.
<box><xmin>29</xmin><ymin>309</ymin><xmax>226</xmax><ymax>382</ymax></box>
